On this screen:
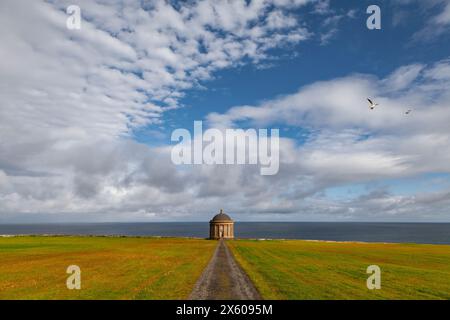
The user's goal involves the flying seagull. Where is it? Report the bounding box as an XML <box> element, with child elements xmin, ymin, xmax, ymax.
<box><xmin>367</xmin><ymin>98</ymin><xmax>379</xmax><ymax>110</ymax></box>
<box><xmin>405</xmin><ymin>109</ymin><xmax>412</xmax><ymax>115</ymax></box>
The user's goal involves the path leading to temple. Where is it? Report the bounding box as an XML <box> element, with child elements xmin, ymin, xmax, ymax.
<box><xmin>189</xmin><ymin>239</ymin><xmax>261</xmax><ymax>300</ymax></box>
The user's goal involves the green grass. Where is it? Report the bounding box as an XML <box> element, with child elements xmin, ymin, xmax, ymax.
<box><xmin>0</xmin><ymin>236</ymin><xmax>216</xmax><ymax>300</ymax></box>
<box><xmin>227</xmin><ymin>239</ymin><xmax>450</xmax><ymax>300</ymax></box>
<box><xmin>4</xmin><ymin>236</ymin><xmax>449</xmax><ymax>300</ymax></box>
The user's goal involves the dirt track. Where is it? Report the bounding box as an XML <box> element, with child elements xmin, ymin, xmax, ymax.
<box><xmin>189</xmin><ymin>239</ymin><xmax>261</xmax><ymax>300</ymax></box>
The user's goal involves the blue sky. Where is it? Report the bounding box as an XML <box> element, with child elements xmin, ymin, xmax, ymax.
<box><xmin>1</xmin><ymin>0</ymin><xmax>450</xmax><ymax>222</ymax></box>
<box><xmin>136</xmin><ymin>0</ymin><xmax>450</xmax><ymax>136</ymax></box>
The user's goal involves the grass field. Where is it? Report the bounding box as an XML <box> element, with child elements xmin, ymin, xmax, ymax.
<box><xmin>0</xmin><ymin>236</ymin><xmax>216</xmax><ymax>299</ymax></box>
<box><xmin>227</xmin><ymin>239</ymin><xmax>450</xmax><ymax>300</ymax></box>
<box><xmin>2</xmin><ymin>236</ymin><xmax>450</xmax><ymax>300</ymax></box>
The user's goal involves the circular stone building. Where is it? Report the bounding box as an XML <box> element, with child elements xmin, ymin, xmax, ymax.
<box><xmin>209</xmin><ymin>209</ymin><xmax>234</xmax><ymax>239</ymax></box>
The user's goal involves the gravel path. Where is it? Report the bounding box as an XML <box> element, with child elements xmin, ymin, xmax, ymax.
<box><xmin>189</xmin><ymin>239</ymin><xmax>262</xmax><ymax>300</ymax></box>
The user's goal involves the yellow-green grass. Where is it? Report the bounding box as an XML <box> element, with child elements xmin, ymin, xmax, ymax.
<box><xmin>228</xmin><ymin>239</ymin><xmax>450</xmax><ymax>300</ymax></box>
<box><xmin>0</xmin><ymin>236</ymin><xmax>216</xmax><ymax>300</ymax></box>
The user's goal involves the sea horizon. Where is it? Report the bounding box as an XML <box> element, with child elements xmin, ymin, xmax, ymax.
<box><xmin>1</xmin><ymin>220</ymin><xmax>450</xmax><ymax>224</ymax></box>
<box><xmin>1</xmin><ymin>222</ymin><xmax>449</xmax><ymax>245</ymax></box>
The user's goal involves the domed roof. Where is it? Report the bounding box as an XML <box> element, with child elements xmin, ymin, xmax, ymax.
<box><xmin>210</xmin><ymin>209</ymin><xmax>232</xmax><ymax>222</ymax></box>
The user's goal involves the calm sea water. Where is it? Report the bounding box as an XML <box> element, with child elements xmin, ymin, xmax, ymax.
<box><xmin>0</xmin><ymin>222</ymin><xmax>449</xmax><ymax>244</ymax></box>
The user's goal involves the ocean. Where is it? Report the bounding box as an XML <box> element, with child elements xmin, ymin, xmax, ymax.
<box><xmin>0</xmin><ymin>222</ymin><xmax>449</xmax><ymax>244</ymax></box>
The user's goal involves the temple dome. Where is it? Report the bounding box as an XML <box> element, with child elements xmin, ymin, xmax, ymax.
<box><xmin>210</xmin><ymin>209</ymin><xmax>232</xmax><ymax>222</ymax></box>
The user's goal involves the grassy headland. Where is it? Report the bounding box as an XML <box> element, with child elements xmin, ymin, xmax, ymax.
<box><xmin>2</xmin><ymin>236</ymin><xmax>450</xmax><ymax>300</ymax></box>
<box><xmin>227</xmin><ymin>239</ymin><xmax>450</xmax><ymax>300</ymax></box>
<box><xmin>0</xmin><ymin>236</ymin><xmax>215</xmax><ymax>299</ymax></box>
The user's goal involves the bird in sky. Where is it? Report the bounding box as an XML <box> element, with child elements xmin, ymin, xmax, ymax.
<box><xmin>405</xmin><ymin>109</ymin><xmax>412</xmax><ymax>115</ymax></box>
<box><xmin>367</xmin><ymin>98</ymin><xmax>379</xmax><ymax>110</ymax></box>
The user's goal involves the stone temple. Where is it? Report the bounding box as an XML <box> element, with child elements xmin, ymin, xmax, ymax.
<box><xmin>209</xmin><ymin>209</ymin><xmax>234</xmax><ymax>239</ymax></box>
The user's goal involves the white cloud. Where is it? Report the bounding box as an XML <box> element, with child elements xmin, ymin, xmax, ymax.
<box><xmin>424</xmin><ymin>59</ymin><xmax>450</xmax><ymax>80</ymax></box>
<box><xmin>203</xmin><ymin>59</ymin><xmax>450</xmax><ymax>220</ymax></box>
<box><xmin>207</xmin><ymin>60</ymin><xmax>450</xmax><ymax>133</ymax></box>
<box><xmin>0</xmin><ymin>0</ymin><xmax>313</xmax><ymax>143</ymax></box>
<box><xmin>433</xmin><ymin>1</ymin><xmax>450</xmax><ymax>25</ymax></box>
<box><xmin>396</xmin><ymin>0</ymin><xmax>450</xmax><ymax>41</ymax></box>
<box><xmin>0</xmin><ymin>0</ymin><xmax>320</xmax><ymax>221</ymax></box>
<box><xmin>381</xmin><ymin>64</ymin><xmax>425</xmax><ymax>92</ymax></box>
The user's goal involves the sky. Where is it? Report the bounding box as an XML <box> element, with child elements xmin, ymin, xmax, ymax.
<box><xmin>0</xmin><ymin>0</ymin><xmax>450</xmax><ymax>222</ymax></box>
